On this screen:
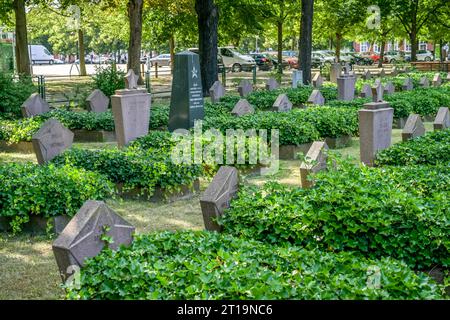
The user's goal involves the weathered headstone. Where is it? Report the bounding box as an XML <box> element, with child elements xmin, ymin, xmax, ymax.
<box><xmin>200</xmin><ymin>166</ymin><xmax>239</xmax><ymax>231</ymax></box>
<box><xmin>337</xmin><ymin>68</ymin><xmax>356</xmax><ymax>101</ymax></box>
<box><xmin>32</xmin><ymin>119</ymin><xmax>74</xmax><ymax>165</ymax></box>
<box><xmin>391</xmin><ymin>67</ymin><xmax>398</xmax><ymax>77</ymax></box>
<box><xmin>433</xmin><ymin>107</ymin><xmax>450</xmax><ymax>131</ymax></box>
<box><xmin>432</xmin><ymin>73</ymin><xmax>442</xmax><ymax>87</ymax></box>
<box><xmin>52</xmin><ymin>200</ymin><xmax>135</xmax><ymax>282</ymax></box>
<box><xmin>125</xmin><ymin>69</ymin><xmax>138</xmax><ymax>89</ymax></box>
<box><xmin>312</xmin><ymin>73</ymin><xmax>323</xmax><ymax>88</ymax></box>
<box><xmin>299</xmin><ymin>141</ymin><xmax>328</xmax><ymax>188</ymax></box>
<box><xmin>273</xmin><ymin>93</ymin><xmax>292</xmax><ymax>112</ymax></box>
<box><xmin>168</xmin><ymin>51</ymin><xmax>204</xmax><ymax>132</ymax></box>
<box><xmin>402</xmin><ymin>114</ymin><xmax>425</xmax><ymax>141</ymax></box>
<box><xmin>86</xmin><ymin>89</ymin><xmax>109</xmax><ymax>113</ymax></box>
<box><xmin>384</xmin><ymin>81</ymin><xmax>395</xmax><ymax>95</ymax></box>
<box><xmin>419</xmin><ymin>76</ymin><xmax>429</xmax><ymax>88</ymax></box>
<box><xmin>371</xmin><ymin>82</ymin><xmax>384</xmax><ymax>102</ymax></box>
<box><xmin>402</xmin><ymin>77</ymin><xmax>413</xmax><ymax>91</ymax></box>
<box><xmin>358</xmin><ymin>101</ymin><xmax>394</xmax><ymax>166</ymax></box>
<box><xmin>362</xmin><ymin>69</ymin><xmax>372</xmax><ymax>80</ymax></box>
<box><xmin>360</xmin><ymin>83</ymin><xmax>373</xmax><ymax>98</ymax></box>
<box><xmin>209</xmin><ymin>80</ymin><xmax>225</xmax><ymax>104</ymax></box>
<box><xmin>237</xmin><ymin>79</ymin><xmax>253</xmax><ymax>97</ymax></box>
<box><xmin>265</xmin><ymin>77</ymin><xmax>279</xmax><ymax>91</ymax></box>
<box><xmin>330</xmin><ymin>63</ymin><xmax>342</xmax><ymax>83</ymax></box>
<box><xmin>292</xmin><ymin>70</ymin><xmax>303</xmax><ymax>88</ymax></box>
<box><xmin>307</xmin><ymin>89</ymin><xmax>325</xmax><ymax>106</ymax></box>
<box><xmin>21</xmin><ymin>93</ymin><xmax>51</xmax><ymax>118</ymax></box>
<box><xmin>379</xmin><ymin>68</ymin><xmax>386</xmax><ymax>78</ymax></box>
<box><xmin>231</xmin><ymin>99</ymin><xmax>254</xmax><ymax>116</ymax></box>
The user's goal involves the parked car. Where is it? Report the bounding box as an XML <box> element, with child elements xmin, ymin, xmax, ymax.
<box><xmin>28</xmin><ymin>45</ymin><xmax>54</xmax><ymax>65</ymax></box>
<box><xmin>312</xmin><ymin>51</ymin><xmax>335</xmax><ymax>65</ymax></box>
<box><xmin>53</xmin><ymin>58</ymin><xmax>65</xmax><ymax>64</ymax></box>
<box><xmin>404</xmin><ymin>50</ymin><xmax>434</xmax><ymax>62</ymax></box>
<box><xmin>249</xmin><ymin>53</ymin><xmax>274</xmax><ymax>71</ymax></box>
<box><xmin>219</xmin><ymin>47</ymin><xmax>255</xmax><ymax>72</ymax></box>
<box><xmin>348</xmin><ymin>53</ymin><xmax>373</xmax><ymax>65</ymax></box>
<box><xmin>383</xmin><ymin>51</ymin><xmax>405</xmax><ymax>63</ymax></box>
<box><xmin>187</xmin><ymin>48</ymin><xmax>229</xmax><ymax>72</ymax></box>
<box><xmin>149</xmin><ymin>54</ymin><xmax>171</xmax><ymax>67</ymax></box>
<box><xmin>263</xmin><ymin>52</ymin><xmax>290</xmax><ymax>70</ymax></box>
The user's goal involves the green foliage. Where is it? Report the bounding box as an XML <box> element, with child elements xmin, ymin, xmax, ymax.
<box><xmin>0</xmin><ymin>73</ymin><xmax>36</xmax><ymax>120</ymax></box>
<box><xmin>375</xmin><ymin>129</ymin><xmax>450</xmax><ymax>166</ymax></box>
<box><xmin>66</xmin><ymin>231</ymin><xmax>444</xmax><ymax>300</ymax></box>
<box><xmin>222</xmin><ymin>163</ymin><xmax>450</xmax><ymax>269</ymax></box>
<box><xmin>43</xmin><ymin>109</ymin><xmax>115</xmax><ymax>131</ymax></box>
<box><xmin>0</xmin><ymin>117</ymin><xmax>42</xmax><ymax>143</ymax></box>
<box><xmin>92</xmin><ymin>65</ymin><xmax>125</xmax><ymax>98</ymax></box>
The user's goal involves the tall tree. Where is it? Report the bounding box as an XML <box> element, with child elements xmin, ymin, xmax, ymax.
<box><xmin>13</xmin><ymin>0</ymin><xmax>30</xmax><ymax>74</ymax></box>
<box><xmin>127</xmin><ymin>0</ymin><xmax>143</xmax><ymax>82</ymax></box>
<box><xmin>299</xmin><ymin>0</ymin><xmax>313</xmax><ymax>84</ymax></box>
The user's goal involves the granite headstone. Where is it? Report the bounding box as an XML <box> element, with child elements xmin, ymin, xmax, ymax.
<box><xmin>209</xmin><ymin>80</ymin><xmax>225</xmax><ymax>104</ymax></box>
<box><xmin>86</xmin><ymin>89</ymin><xmax>109</xmax><ymax>113</ymax></box>
<box><xmin>265</xmin><ymin>78</ymin><xmax>279</xmax><ymax>91</ymax></box>
<box><xmin>231</xmin><ymin>99</ymin><xmax>254</xmax><ymax>116</ymax></box>
<box><xmin>402</xmin><ymin>114</ymin><xmax>425</xmax><ymax>141</ymax></box>
<box><xmin>21</xmin><ymin>93</ymin><xmax>51</xmax><ymax>118</ymax></box>
<box><xmin>433</xmin><ymin>107</ymin><xmax>450</xmax><ymax>131</ymax></box>
<box><xmin>307</xmin><ymin>89</ymin><xmax>325</xmax><ymax>106</ymax></box>
<box><xmin>237</xmin><ymin>79</ymin><xmax>253</xmax><ymax>97</ymax></box>
<box><xmin>299</xmin><ymin>141</ymin><xmax>329</xmax><ymax>188</ymax></box>
<box><xmin>273</xmin><ymin>93</ymin><xmax>292</xmax><ymax>112</ymax></box>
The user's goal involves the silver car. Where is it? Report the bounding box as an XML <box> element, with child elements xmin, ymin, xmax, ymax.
<box><xmin>149</xmin><ymin>54</ymin><xmax>171</xmax><ymax>67</ymax></box>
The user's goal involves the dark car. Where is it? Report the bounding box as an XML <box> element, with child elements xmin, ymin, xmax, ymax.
<box><xmin>349</xmin><ymin>53</ymin><xmax>373</xmax><ymax>66</ymax></box>
<box><xmin>249</xmin><ymin>53</ymin><xmax>273</xmax><ymax>71</ymax></box>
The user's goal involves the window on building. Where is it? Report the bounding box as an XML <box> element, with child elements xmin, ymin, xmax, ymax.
<box><xmin>360</xmin><ymin>42</ymin><xmax>369</xmax><ymax>52</ymax></box>
<box><xmin>419</xmin><ymin>41</ymin><xmax>427</xmax><ymax>51</ymax></box>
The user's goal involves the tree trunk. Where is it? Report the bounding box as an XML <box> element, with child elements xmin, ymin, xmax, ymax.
<box><xmin>299</xmin><ymin>0</ymin><xmax>314</xmax><ymax>85</ymax></box>
<box><xmin>276</xmin><ymin>20</ymin><xmax>283</xmax><ymax>74</ymax></box>
<box><xmin>378</xmin><ymin>39</ymin><xmax>386</xmax><ymax>68</ymax></box>
<box><xmin>169</xmin><ymin>35</ymin><xmax>175</xmax><ymax>73</ymax></box>
<box><xmin>409</xmin><ymin>15</ymin><xmax>418</xmax><ymax>62</ymax></box>
<box><xmin>439</xmin><ymin>39</ymin><xmax>444</xmax><ymax>62</ymax></box>
<box><xmin>13</xmin><ymin>0</ymin><xmax>30</xmax><ymax>75</ymax></box>
<box><xmin>78</xmin><ymin>29</ymin><xmax>87</xmax><ymax>76</ymax></box>
<box><xmin>195</xmin><ymin>0</ymin><xmax>219</xmax><ymax>96</ymax></box>
<box><xmin>127</xmin><ymin>0</ymin><xmax>143</xmax><ymax>84</ymax></box>
<box><xmin>335</xmin><ymin>33</ymin><xmax>342</xmax><ymax>62</ymax></box>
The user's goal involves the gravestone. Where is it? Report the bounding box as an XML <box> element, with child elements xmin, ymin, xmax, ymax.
<box><xmin>374</xmin><ymin>78</ymin><xmax>382</xmax><ymax>87</ymax></box>
<box><xmin>371</xmin><ymin>82</ymin><xmax>384</xmax><ymax>102</ymax></box>
<box><xmin>125</xmin><ymin>69</ymin><xmax>138</xmax><ymax>89</ymax></box>
<box><xmin>402</xmin><ymin>114</ymin><xmax>425</xmax><ymax>141</ymax></box>
<box><xmin>21</xmin><ymin>93</ymin><xmax>51</xmax><ymax>118</ymax></box>
<box><xmin>168</xmin><ymin>51</ymin><xmax>204</xmax><ymax>131</ymax></box>
<box><xmin>362</xmin><ymin>69</ymin><xmax>372</xmax><ymax>80</ymax></box>
<box><xmin>384</xmin><ymin>82</ymin><xmax>395</xmax><ymax>95</ymax></box>
<box><xmin>433</xmin><ymin>107</ymin><xmax>450</xmax><ymax>131</ymax></box>
<box><xmin>358</xmin><ymin>101</ymin><xmax>394</xmax><ymax>166</ymax></box>
<box><xmin>419</xmin><ymin>76</ymin><xmax>429</xmax><ymax>88</ymax></box>
<box><xmin>292</xmin><ymin>70</ymin><xmax>303</xmax><ymax>88</ymax></box>
<box><xmin>299</xmin><ymin>141</ymin><xmax>328</xmax><ymax>188</ymax></box>
<box><xmin>360</xmin><ymin>83</ymin><xmax>373</xmax><ymax>98</ymax></box>
<box><xmin>209</xmin><ymin>80</ymin><xmax>225</xmax><ymax>104</ymax></box>
<box><xmin>379</xmin><ymin>68</ymin><xmax>386</xmax><ymax>78</ymax></box>
<box><xmin>312</xmin><ymin>73</ymin><xmax>323</xmax><ymax>88</ymax></box>
<box><xmin>330</xmin><ymin>63</ymin><xmax>342</xmax><ymax>83</ymax></box>
<box><xmin>402</xmin><ymin>77</ymin><xmax>413</xmax><ymax>91</ymax></box>
<box><xmin>391</xmin><ymin>67</ymin><xmax>398</xmax><ymax>77</ymax></box>
<box><xmin>432</xmin><ymin>73</ymin><xmax>442</xmax><ymax>87</ymax></box>
<box><xmin>86</xmin><ymin>89</ymin><xmax>109</xmax><ymax>113</ymax></box>
<box><xmin>307</xmin><ymin>89</ymin><xmax>325</xmax><ymax>106</ymax></box>
<box><xmin>237</xmin><ymin>79</ymin><xmax>253</xmax><ymax>97</ymax></box>
<box><xmin>231</xmin><ymin>99</ymin><xmax>254</xmax><ymax>116</ymax></box>
<box><xmin>273</xmin><ymin>94</ymin><xmax>292</xmax><ymax>112</ymax></box>
<box><xmin>52</xmin><ymin>200</ymin><xmax>135</xmax><ymax>282</ymax></box>
<box><xmin>32</xmin><ymin>119</ymin><xmax>74</xmax><ymax>165</ymax></box>
<box><xmin>337</xmin><ymin>67</ymin><xmax>356</xmax><ymax>101</ymax></box>
<box><xmin>200</xmin><ymin>166</ymin><xmax>239</xmax><ymax>232</ymax></box>
<box><xmin>265</xmin><ymin>78</ymin><xmax>279</xmax><ymax>91</ymax></box>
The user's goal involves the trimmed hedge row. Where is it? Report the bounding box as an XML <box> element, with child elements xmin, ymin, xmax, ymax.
<box><xmin>66</xmin><ymin>231</ymin><xmax>444</xmax><ymax>300</ymax></box>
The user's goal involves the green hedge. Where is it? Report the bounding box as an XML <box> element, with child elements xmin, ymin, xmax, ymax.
<box><xmin>65</xmin><ymin>231</ymin><xmax>444</xmax><ymax>300</ymax></box>
<box><xmin>375</xmin><ymin>128</ymin><xmax>450</xmax><ymax>166</ymax></box>
<box><xmin>356</xmin><ymin>72</ymin><xmax>449</xmax><ymax>92</ymax></box>
<box><xmin>0</xmin><ymin>73</ymin><xmax>36</xmax><ymax>120</ymax></box>
<box><xmin>0</xmin><ymin>163</ymin><xmax>113</xmax><ymax>232</ymax></box>
<box><xmin>222</xmin><ymin>163</ymin><xmax>450</xmax><ymax>269</ymax></box>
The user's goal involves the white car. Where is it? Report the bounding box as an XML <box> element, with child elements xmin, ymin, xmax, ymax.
<box><xmin>29</xmin><ymin>45</ymin><xmax>54</xmax><ymax>65</ymax></box>
<box><xmin>218</xmin><ymin>47</ymin><xmax>255</xmax><ymax>72</ymax></box>
<box><xmin>149</xmin><ymin>54</ymin><xmax>171</xmax><ymax>67</ymax></box>
<box><xmin>405</xmin><ymin>50</ymin><xmax>434</xmax><ymax>61</ymax></box>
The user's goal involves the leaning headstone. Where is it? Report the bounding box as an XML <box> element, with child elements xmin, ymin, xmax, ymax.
<box><xmin>265</xmin><ymin>78</ymin><xmax>279</xmax><ymax>91</ymax></box>
<box><xmin>200</xmin><ymin>166</ymin><xmax>239</xmax><ymax>232</ymax></box>
<box><xmin>384</xmin><ymin>82</ymin><xmax>395</xmax><ymax>95</ymax></box>
<box><xmin>360</xmin><ymin>84</ymin><xmax>373</xmax><ymax>98</ymax></box>
<box><xmin>237</xmin><ymin>79</ymin><xmax>253</xmax><ymax>97</ymax></box>
<box><xmin>330</xmin><ymin>63</ymin><xmax>342</xmax><ymax>83</ymax></box>
<box><xmin>299</xmin><ymin>141</ymin><xmax>329</xmax><ymax>188</ymax></box>
<box><xmin>292</xmin><ymin>70</ymin><xmax>303</xmax><ymax>88</ymax></box>
<box><xmin>168</xmin><ymin>51</ymin><xmax>204</xmax><ymax>131</ymax></box>
<box><xmin>432</xmin><ymin>73</ymin><xmax>442</xmax><ymax>87</ymax></box>
<box><xmin>273</xmin><ymin>94</ymin><xmax>292</xmax><ymax>112</ymax></box>
<box><xmin>21</xmin><ymin>93</ymin><xmax>51</xmax><ymax>118</ymax></box>
<box><xmin>402</xmin><ymin>114</ymin><xmax>425</xmax><ymax>141</ymax></box>
<box><xmin>307</xmin><ymin>89</ymin><xmax>325</xmax><ymax>106</ymax></box>
<box><xmin>52</xmin><ymin>200</ymin><xmax>135</xmax><ymax>282</ymax></box>
<box><xmin>312</xmin><ymin>73</ymin><xmax>323</xmax><ymax>88</ymax></box>
<box><xmin>337</xmin><ymin>67</ymin><xmax>356</xmax><ymax>101</ymax></box>
<box><xmin>209</xmin><ymin>80</ymin><xmax>225</xmax><ymax>104</ymax></box>
<box><xmin>231</xmin><ymin>99</ymin><xmax>254</xmax><ymax>116</ymax></box>
<box><xmin>362</xmin><ymin>69</ymin><xmax>372</xmax><ymax>80</ymax></box>
<box><xmin>402</xmin><ymin>77</ymin><xmax>413</xmax><ymax>91</ymax></box>
<box><xmin>358</xmin><ymin>101</ymin><xmax>394</xmax><ymax>166</ymax></box>
<box><xmin>32</xmin><ymin>119</ymin><xmax>74</xmax><ymax>165</ymax></box>
<box><xmin>371</xmin><ymin>82</ymin><xmax>384</xmax><ymax>102</ymax></box>
<box><xmin>86</xmin><ymin>89</ymin><xmax>109</xmax><ymax>113</ymax></box>
<box><xmin>419</xmin><ymin>76</ymin><xmax>429</xmax><ymax>88</ymax></box>
<box><xmin>433</xmin><ymin>107</ymin><xmax>450</xmax><ymax>131</ymax></box>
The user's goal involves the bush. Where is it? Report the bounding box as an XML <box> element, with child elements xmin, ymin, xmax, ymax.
<box><xmin>222</xmin><ymin>163</ymin><xmax>450</xmax><ymax>269</ymax></box>
<box><xmin>0</xmin><ymin>163</ymin><xmax>113</xmax><ymax>232</ymax></box>
<box><xmin>92</xmin><ymin>65</ymin><xmax>125</xmax><ymax>98</ymax></box>
<box><xmin>43</xmin><ymin>109</ymin><xmax>115</xmax><ymax>131</ymax></box>
<box><xmin>375</xmin><ymin>129</ymin><xmax>450</xmax><ymax>166</ymax></box>
<box><xmin>0</xmin><ymin>73</ymin><xmax>36</xmax><ymax>119</ymax></box>
<box><xmin>66</xmin><ymin>231</ymin><xmax>444</xmax><ymax>300</ymax></box>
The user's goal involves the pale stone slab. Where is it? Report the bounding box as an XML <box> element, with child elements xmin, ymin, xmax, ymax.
<box><xmin>379</xmin><ymin>68</ymin><xmax>386</xmax><ymax>78</ymax></box>
<box><xmin>209</xmin><ymin>80</ymin><xmax>225</xmax><ymax>103</ymax></box>
<box><xmin>419</xmin><ymin>76</ymin><xmax>429</xmax><ymax>88</ymax></box>
<box><xmin>337</xmin><ymin>73</ymin><xmax>356</xmax><ymax>101</ymax></box>
<box><xmin>362</xmin><ymin>69</ymin><xmax>372</xmax><ymax>80</ymax></box>
<box><xmin>360</xmin><ymin>84</ymin><xmax>372</xmax><ymax>98</ymax></box>
<box><xmin>237</xmin><ymin>79</ymin><xmax>253</xmax><ymax>97</ymax></box>
<box><xmin>372</xmin><ymin>83</ymin><xmax>384</xmax><ymax>102</ymax></box>
<box><xmin>265</xmin><ymin>78</ymin><xmax>279</xmax><ymax>91</ymax></box>
<box><xmin>312</xmin><ymin>73</ymin><xmax>323</xmax><ymax>88</ymax></box>
<box><xmin>292</xmin><ymin>70</ymin><xmax>303</xmax><ymax>88</ymax></box>
<box><xmin>125</xmin><ymin>69</ymin><xmax>138</xmax><ymax>89</ymax></box>
<box><xmin>330</xmin><ymin>63</ymin><xmax>342</xmax><ymax>83</ymax></box>
<box><xmin>231</xmin><ymin>99</ymin><xmax>254</xmax><ymax>116</ymax></box>
<box><xmin>402</xmin><ymin>114</ymin><xmax>425</xmax><ymax>141</ymax></box>
<box><xmin>307</xmin><ymin>89</ymin><xmax>325</xmax><ymax>106</ymax></box>
<box><xmin>299</xmin><ymin>141</ymin><xmax>328</xmax><ymax>188</ymax></box>
<box><xmin>384</xmin><ymin>82</ymin><xmax>395</xmax><ymax>95</ymax></box>
<box><xmin>433</xmin><ymin>107</ymin><xmax>450</xmax><ymax>131</ymax></box>
<box><xmin>432</xmin><ymin>73</ymin><xmax>442</xmax><ymax>87</ymax></box>
<box><xmin>402</xmin><ymin>78</ymin><xmax>413</xmax><ymax>91</ymax></box>
<box><xmin>273</xmin><ymin>93</ymin><xmax>292</xmax><ymax>112</ymax></box>
<box><xmin>21</xmin><ymin>93</ymin><xmax>51</xmax><ymax>118</ymax></box>
<box><xmin>86</xmin><ymin>89</ymin><xmax>109</xmax><ymax>113</ymax></box>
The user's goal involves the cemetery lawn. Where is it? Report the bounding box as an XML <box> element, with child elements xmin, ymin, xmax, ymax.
<box><xmin>0</xmin><ymin>122</ymin><xmax>435</xmax><ymax>299</ymax></box>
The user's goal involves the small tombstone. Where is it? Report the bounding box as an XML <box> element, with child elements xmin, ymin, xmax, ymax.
<box><xmin>32</xmin><ymin>119</ymin><xmax>74</xmax><ymax>165</ymax></box>
<box><xmin>432</xmin><ymin>73</ymin><xmax>442</xmax><ymax>87</ymax></box>
<box><xmin>231</xmin><ymin>99</ymin><xmax>255</xmax><ymax>116</ymax></box>
<box><xmin>402</xmin><ymin>114</ymin><xmax>425</xmax><ymax>141</ymax></box>
<box><xmin>384</xmin><ymin>82</ymin><xmax>395</xmax><ymax>95</ymax></box>
<box><xmin>419</xmin><ymin>76</ymin><xmax>430</xmax><ymax>88</ymax></box>
<box><xmin>299</xmin><ymin>141</ymin><xmax>328</xmax><ymax>188</ymax></box>
<box><xmin>265</xmin><ymin>77</ymin><xmax>279</xmax><ymax>91</ymax></box>
<box><xmin>379</xmin><ymin>68</ymin><xmax>386</xmax><ymax>78</ymax></box>
<box><xmin>371</xmin><ymin>83</ymin><xmax>384</xmax><ymax>102</ymax></box>
<box><xmin>374</xmin><ymin>78</ymin><xmax>382</xmax><ymax>87</ymax></box>
<box><xmin>330</xmin><ymin>63</ymin><xmax>342</xmax><ymax>83</ymax></box>
<box><xmin>360</xmin><ymin>84</ymin><xmax>373</xmax><ymax>98</ymax></box>
<box><xmin>433</xmin><ymin>107</ymin><xmax>450</xmax><ymax>131</ymax></box>
<box><xmin>272</xmin><ymin>93</ymin><xmax>292</xmax><ymax>112</ymax></box>
<box><xmin>402</xmin><ymin>77</ymin><xmax>413</xmax><ymax>91</ymax></box>
<box><xmin>307</xmin><ymin>89</ymin><xmax>325</xmax><ymax>106</ymax></box>
<box><xmin>86</xmin><ymin>89</ymin><xmax>109</xmax><ymax>113</ymax></box>
<box><xmin>125</xmin><ymin>69</ymin><xmax>138</xmax><ymax>89</ymax></box>
<box><xmin>237</xmin><ymin>79</ymin><xmax>253</xmax><ymax>97</ymax></box>
<box><xmin>21</xmin><ymin>93</ymin><xmax>51</xmax><ymax>118</ymax></box>
<box><xmin>292</xmin><ymin>70</ymin><xmax>303</xmax><ymax>88</ymax></box>
<box><xmin>391</xmin><ymin>67</ymin><xmax>399</xmax><ymax>77</ymax></box>
<box><xmin>362</xmin><ymin>69</ymin><xmax>372</xmax><ymax>80</ymax></box>
<box><xmin>337</xmin><ymin>70</ymin><xmax>356</xmax><ymax>101</ymax></box>
<box><xmin>200</xmin><ymin>166</ymin><xmax>239</xmax><ymax>231</ymax></box>
<box><xmin>52</xmin><ymin>200</ymin><xmax>135</xmax><ymax>282</ymax></box>
<box><xmin>209</xmin><ymin>80</ymin><xmax>226</xmax><ymax>103</ymax></box>
<box><xmin>312</xmin><ymin>73</ymin><xmax>323</xmax><ymax>88</ymax></box>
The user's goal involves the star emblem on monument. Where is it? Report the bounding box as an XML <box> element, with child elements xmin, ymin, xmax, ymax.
<box><xmin>125</xmin><ymin>69</ymin><xmax>138</xmax><ymax>89</ymax></box>
<box><xmin>192</xmin><ymin>66</ymin><xmax>198</xmax><ymax>79</ymax></box>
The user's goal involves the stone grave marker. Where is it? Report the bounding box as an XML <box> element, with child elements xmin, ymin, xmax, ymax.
<box><xmin>360</xmin><ymin>83</ymin><xmax>372</xmax><ymax>98</ymax></box>
<box><xmin>384</xmin><ymin>81</ymin><xmax>395</xmax><ymax>95</ymax></box>
<box><xmin>292</xmin><ymin>70</ymin><xmax>303</xmax><ymax>88</ymax></box>
<box><xmin>312</xmin><ymin>73</ymin><xmax>323</xmax><ymax>88</ymax></box>
<box><xmin>86</xmin><ymin>89</ymin><xmax>109</xmax><ymax>113</ymax></box>
<box><xmin>21</xmin><ymin>93</ymin><xmax>51</xmax><ymax>118</ymax></box>
<box><xmin>433</xmin><ymin>107</ymin><xmax>450</xmax><ymax>131</ymax></box>
<box><xmin>419</xmin><ymin>76</ymin><xmax>429</xmax><ymax>88</ymax></box>
<box><xmin>391</xmin><ymin>67</ymin><xmax>399</xmax><ymax>76</ymax></box>
<box><xmin>374</xmin><ymin>78</ymin><xmax>382</xmax><ymax>87</ymax></box>
<box><xmin>209</xmin><ymin>80</ymin><xmax>225</xmax><ymax>104</ymax></box>
<box><xmin>273</xmin><ymin>93</ymin><xmax>292</xmax><ymax>112</ymax></box>
<box><xmin>307</xmin><ymin>89</ymin><xmax>325</xmax><ymax>106</ymax></box>
<box><xmin>299</xmin><ymin>141</ymin><xmax>329</xmax><ymax>188</ymax></box>
<box><xmin>265</xmin><ymin>78</ymin><xmax>279</xmax><ymax>91</ymax></box>
<box><xmin>337</xmin><ymin>67</ymin><xmax>356</xmax><ymax>101</ymax></box>
<box><xmin>379</xmin><ymin>68</ymin><xmax>386</xmax><ymax>78</ymax></box>
<box><xmin>200</xmin><ymin>166</ymin><xmax>239</xmax><ymax>232</ymax></box>
<box><xmin>168</xmin><ymin>51</ymin><xmax>204</xmax><ymax>131</ymax></box>
<box><xmin>330</xmin><ymin>63</ymin><xmax>342</xmax><ymax>83</ymax></box>
<box><xmin>237</xmin><ymin>79</ymin><xmax>253</xmax><ymax>97</ymax></box>
<box><xmin>32</xmin><ymin>119</ymin><xmax>74</xmax><ymax>165</ymax></box>
<box><xmin>402</xmin><ymin>77</ymin><xmax>413</xmax><ymax>91</ymax></box>
<box><xmin>362</xmin><ymin>69</ymin><xmax>372</xmax><ymax>80</ymax></box>
<box><xmin>231</xmin><ymin>99</ymin><xmax>255</xmax><ymax>116</ymax></box>
<box><xmin>125</xmin><ymin>69</ymin><xmax>138</xmax><ymax>89</ymax></box>
<box><xmin>371</xmin><ymin>82</ymin><xmax>384</xmax><ymax>102</ymax></box>
<box><xmin>432</xmin><ymin>73</ymin><xmax>442</xmax><ymax>87</ymax></box>
<box><xmin>52</xmin><ymin>200</ymin><xmax>135</xmax><ymax>282</ymax></box>
<box><xmin>402</xmin><ymin>114</ymin><xmax>425</xmax><ymax>141</ymax></box>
